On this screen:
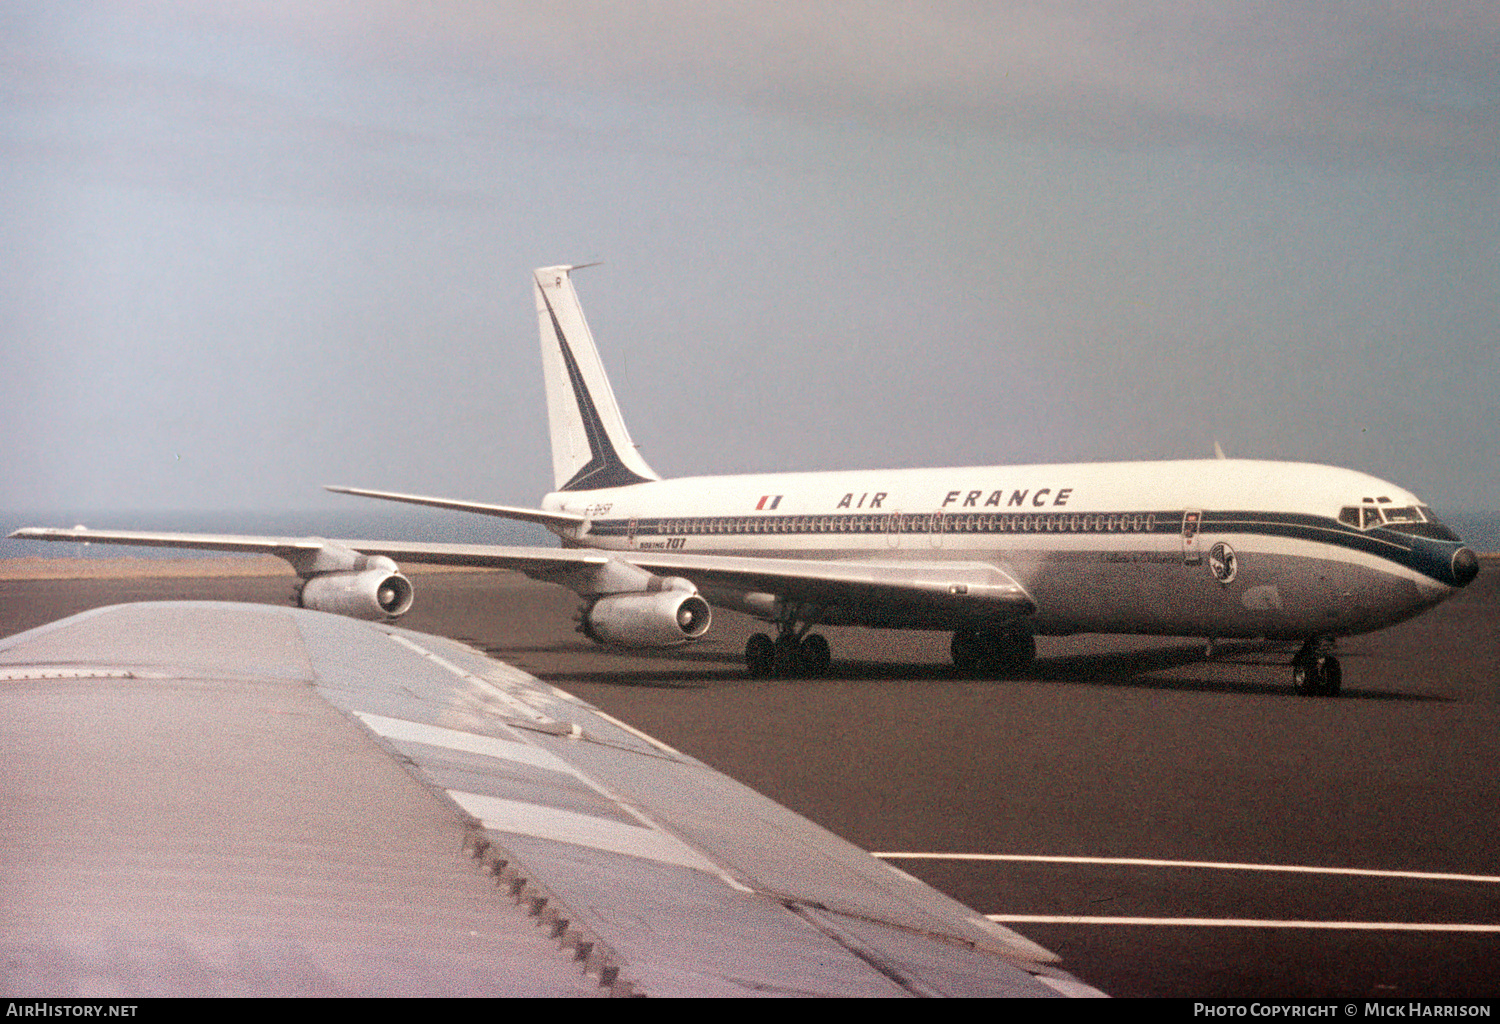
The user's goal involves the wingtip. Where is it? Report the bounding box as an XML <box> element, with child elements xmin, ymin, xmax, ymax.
<box><xmin>9</xmin><ymin>526</ymin><xmax>68</xmax><ymax>539</ymax></box>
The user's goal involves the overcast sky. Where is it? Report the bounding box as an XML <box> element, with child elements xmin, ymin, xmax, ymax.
<box><xmin>3</xmin><ymin>1</ymin><xmax>1496</xmax><ymax>517</ymax></box>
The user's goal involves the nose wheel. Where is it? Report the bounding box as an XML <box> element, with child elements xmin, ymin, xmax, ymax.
<box><xmin>1292</xmin><ymin>641</ymin><xmax>1342</xmax><ymax>697</ymax></box>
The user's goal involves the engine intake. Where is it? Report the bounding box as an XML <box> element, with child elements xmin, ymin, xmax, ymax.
<box><xmin>299</xmin><ymin>568</ymin><xmax>414</xmax><ymax>620</ymax></box>
<box><xmin>581</xmin><ymin>591</ymin><xmax>712</xmax><ymax>647</ymax></box>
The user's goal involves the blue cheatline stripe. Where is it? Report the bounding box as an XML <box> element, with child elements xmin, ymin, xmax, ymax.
<box><xmin>576</xmin><ymin>509</ymin><xmax>1459</xmax><ymax>584</ymax></box>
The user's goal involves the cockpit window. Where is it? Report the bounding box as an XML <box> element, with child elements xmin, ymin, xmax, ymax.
<box><xmin>1337</xmin><ymin>503</ymin><xmax>1462</xmax><ymax>541</ymax></box>
<box><xmin>1400</xmin><ymin>506</ymin><xmax>1463</xmax><ymax>541</ymax></box>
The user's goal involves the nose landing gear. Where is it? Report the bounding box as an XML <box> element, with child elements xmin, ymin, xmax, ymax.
<box><xmin>1292</xmin><ymin>640</ymin><xmax>1342</xmax><ymax>697</ymax></box>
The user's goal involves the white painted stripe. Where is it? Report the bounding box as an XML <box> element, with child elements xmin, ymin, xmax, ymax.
<box><xmin>387</xmin><ymin>633</ymin><xmax>555</xmax><ymax>724</ymax></box>
<box><xmin>872</xmin><ymin>853</ymin><xmax>1500</xmax><ymax>886</ymax></box>
<box><xmin>448</xmin><ymin>790</ymin><xmax>722</xmax><ymax>875</ymax></box>
<box><xmin>353</xmin><ymin>661</ymin><xmax>746</xmax><ymax>891</ymax></box>
<box><xmin>986</xmin><ymin>915</ymin><xmax>1500</xmax><ymax>932</ymax></box>
<box><xmin>354</xmin><ymin>712</ymin><xmax>573</xmax><ymax>775</ymax></box>
<box><xmin>0</xmin><ymin>667</ymin><xmax>134</xmax><ymax>680</ymax></box>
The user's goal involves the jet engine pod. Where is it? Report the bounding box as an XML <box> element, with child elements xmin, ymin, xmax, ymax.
<box><xmin>581</xmin><ymin>590</ymin><xmax>712</xmax><ymax>647</ymax></box>
<box><xmin>299</xmin><ymin>569</ymin><xmax>415</xmax><ymax>620</ymax></box>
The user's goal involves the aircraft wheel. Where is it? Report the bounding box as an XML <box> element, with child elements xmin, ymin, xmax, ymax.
<box><xmin>955</xmin><ymin>625</ymin><xmax>1034</xmax><ymax>677</ymax></box>
<box><xmin>1292</xmin><ymin>657</ymin><xmax>1317</xmax><ymax>695</ymax></box>
<box><xmin>772</xmin><ymin>634</ymin><xmax>804</xmax><ymax>678</ymax></box>
<box><xmin>983</xmin><ymin>626</ymin><xmax>1035</xmax><ymax>677</ymax></box>
<box><xmin>1292</xmin><ymin>652</ymin><xmax>1339</xmax><ymax>696</ymax></box>
<box><xmin>745</xmin><ymin>633</ymin><xmax>775</xmax><ymax>678</ymax></box>
<box><xmin>800</xmin><ymin>633</ymin><xmax>832</xmax><ymax>677</ymax></box>
<box><xmin>1322</xmin><ymin>656</ymin><xmax>1342</xmax><ymax>697</ymax></box>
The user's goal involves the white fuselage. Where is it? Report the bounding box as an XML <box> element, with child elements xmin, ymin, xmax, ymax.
<box><xmin>543</xmin><ymin>458</ymin><xmax>1467</xmax><ymax>641</ymax></box>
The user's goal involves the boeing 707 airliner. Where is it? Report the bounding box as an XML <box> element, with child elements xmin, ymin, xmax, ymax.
<box><xmin>14</xmin><ymin>265</ymin><xmax>1480</xmax><ymax>694</ymax></box>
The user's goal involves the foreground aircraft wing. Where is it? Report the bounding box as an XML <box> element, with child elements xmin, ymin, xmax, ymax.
<box><xmin>11</xmin><ymin>527</ymin><xmax>1035</xmax><ymax>615</ymax></box>
<box><xmin>0</xmin><ymin>601</ymin><xmax>1099</xmax><ymax>997</ymax></box>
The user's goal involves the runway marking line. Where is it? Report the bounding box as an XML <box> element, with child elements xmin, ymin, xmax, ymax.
<box><xmin>877</xmin><ymin>854</ymin><xmax>1500</xmax><ymax>932</ymax></box>
<box><xmin>985</xmin><ymin>915</ymin><xmax>1500</xmax><ymax>932</ymax></box>
<box><xmin>871</xmin><ymin>853</ymin><xmax>1500</xmax><ymax>886</ymax></box>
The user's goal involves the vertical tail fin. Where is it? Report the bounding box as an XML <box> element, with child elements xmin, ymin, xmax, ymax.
<box><xmin>533</xmin><ymin>265</ymin><xmax>661</xmax><ymax>492</ymax></box>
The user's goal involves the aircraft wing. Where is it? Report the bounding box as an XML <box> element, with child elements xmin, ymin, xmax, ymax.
<box><xmin>8</xmin><ymin>526</ymin><xmax>610</xmax><ymax>581</ymax></box>
<box><xmin>11</xmin><ymin>527</ymin><xmax>1035</xmax><ymax>616</ymax></box>
<box><xmin>0</xmin><ymin>600</ymin><xmax>1099</xmax><ymax>997</ymax></box>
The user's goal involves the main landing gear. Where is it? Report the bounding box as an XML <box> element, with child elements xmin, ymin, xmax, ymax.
<box><xmin>1292</xmin><ymin>639</ymin><xmax>1342</xmax><ymax>697</ymax></box>
<box><xmin>950</xmin><ymin>623</ymin><xmax>1035</xmax><ymax>677</ymax></box>
<box><xmin>745</xmin><ymin>627</ymin><xmax>832</xmax><ymax>678</ymax></box>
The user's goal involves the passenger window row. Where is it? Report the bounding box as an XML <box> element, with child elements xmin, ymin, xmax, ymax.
<box><xmin>624</xmin><ymin>511</ymin><xmax>1167</xmax><ymax>537</ymax></box>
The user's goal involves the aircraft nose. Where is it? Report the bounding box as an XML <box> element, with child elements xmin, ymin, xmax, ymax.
<box><xmin>1452</xmin><ymin>547</ymin><xmax>1480</xmax><ymax>587</ymax></box>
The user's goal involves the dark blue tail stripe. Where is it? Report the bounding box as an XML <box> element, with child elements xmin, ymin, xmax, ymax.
<box><xmin>541</xmin><ymin>289</ymin><xmax>653</xmax><ymax>492</ymax></box>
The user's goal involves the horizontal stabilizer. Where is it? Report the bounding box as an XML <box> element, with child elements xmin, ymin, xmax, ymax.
<box><xmin>325</xmin><ymin>485</ymin><xmax>586</xmax><ymax>527</ymax></box>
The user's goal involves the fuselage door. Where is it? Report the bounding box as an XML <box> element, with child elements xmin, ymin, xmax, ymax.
<box><xmin>1181</xmin><ymin>509</ymin><xmax>1203</xmax><ymax>565</ymax></box>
